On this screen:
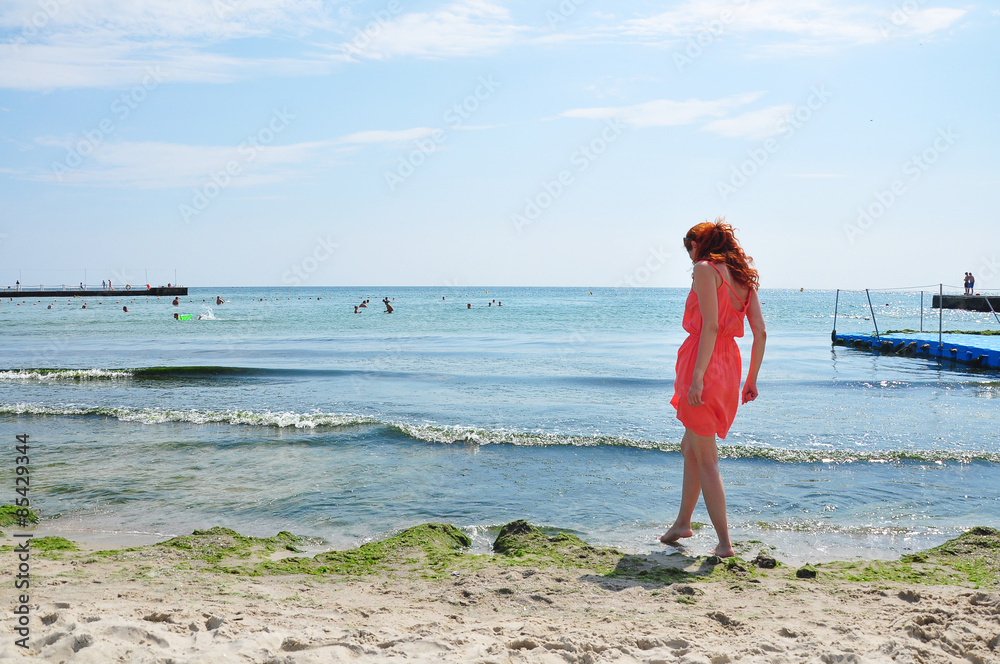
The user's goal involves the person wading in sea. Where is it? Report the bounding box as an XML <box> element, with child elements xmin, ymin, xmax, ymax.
<box><xmin>660</xmin><ymin>220</ymin><xmax>766</xmax><ymax>558</ymax></box>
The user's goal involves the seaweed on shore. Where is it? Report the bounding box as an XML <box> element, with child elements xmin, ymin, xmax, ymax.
<box><xmin>258</xmin><ymin>523</ymin><xmax>472</xmax><ymax>578</ymax></box>
<box><xmin>0</xmin><ymin>504</ymin><xmax>38</xmax><ymax>528</ymax></box>
<box><xmin>48</xmin><ymin>522</ymin><xmax>998</xmax><ymax>590</ymax></box>
<box><xmin>157</xmin><ymin>526</ymin><xmax>307</xmax><ymax>565</ymax></box>
<box><xmin>492</xmin><ymin>519</ymin><xmax>623</xmax><ymax>573</ymax></box>
<box><xmin>817</xmin><ymin>527</ymin><xmax>1000</xmax><ymax>589</ymax></box>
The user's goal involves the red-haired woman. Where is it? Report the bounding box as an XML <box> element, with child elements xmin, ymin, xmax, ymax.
<box><xmin>660</xmin><ymin>220</ymin><xmax>766</xmax><ymax>557</ymax></box>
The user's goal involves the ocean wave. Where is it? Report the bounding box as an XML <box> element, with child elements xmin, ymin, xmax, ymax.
<box><xmin>3</xmin><ymin>366</ymin><xmax>999</xmax><ymax>391</ymax></box>
<box><xmin>0</xmin><ymin>368</ymin><xmax>134</xmax><ymax>382</ymax></box>
<box><xmin>3</xmin><ymin>402</ymin><xmax>999</xmax><ymax>463</ymax></box>
<box><xmin>0</xmin><ymin>403</ymin><xmax>374</xmax><ymax>428</ymax></box>
<box><xmin>0</xmin><ymin>366</ymin><xmax>317</xmax><ymax>382</ymax></box>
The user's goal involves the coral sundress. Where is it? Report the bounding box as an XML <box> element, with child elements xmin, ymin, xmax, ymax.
<box><xmin>670</xmin><ymin>262</ymin><xmax>750</xmax><ymax>439</ymax></box>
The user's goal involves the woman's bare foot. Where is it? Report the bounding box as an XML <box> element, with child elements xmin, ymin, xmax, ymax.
<box><xmin>659</xmin><ymin>525</ymin><xmax>694</xmax><ymax>544</ymax></box>
<box><xmin>710</xmin><ymin>543</ymin><xmax>735</xmax><ymax>558</ymax></box>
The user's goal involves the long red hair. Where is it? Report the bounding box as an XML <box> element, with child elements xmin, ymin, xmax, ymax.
<box><xmin>684</xmin><ymin>219</ymin><xmax>759</xmax><ymax>291</ymax></box>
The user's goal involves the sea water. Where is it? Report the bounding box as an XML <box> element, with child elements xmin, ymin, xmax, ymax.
<box><xmin>1</xmin><ymin>287</ymin><xmax>997</xmax><ymax>564</ymax></box>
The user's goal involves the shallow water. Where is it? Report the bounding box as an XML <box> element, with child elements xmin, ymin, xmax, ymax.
<box><xmin>1</xmin><ymin>287</ymin><xmax>997</xmax><ymax>564</ymax></box>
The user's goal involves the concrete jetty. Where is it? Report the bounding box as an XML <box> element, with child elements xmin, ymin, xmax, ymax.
<box><xmin>3</xmin><ymin>287</ymin><xmax>188</xmax><ymax>299</ymax></box>
<box><xmin>933</xmin><ymin>294</ymin><xmax>1000</xmax><ymax>312</ymax></box>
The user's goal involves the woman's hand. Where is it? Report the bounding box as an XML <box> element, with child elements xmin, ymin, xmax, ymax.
<box><xmin>741</xmin><ymin>379</ymin><xmax>758</xmax><ymax>404</ymax></box>
<box><xmin>687</xmin><ymin>374</ymin><xmax>704</xmax><ymax>407</ymax></box>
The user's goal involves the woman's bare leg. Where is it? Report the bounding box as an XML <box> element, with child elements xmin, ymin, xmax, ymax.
<box><xmin>660</xmin><ymin>429</ymin><xmax>701</xmax><ymax>543</ymax></box>
<box><xmin>688</xmin><ymin>430</ymin><xmax>734</xmax><ymax>557</ymax></box>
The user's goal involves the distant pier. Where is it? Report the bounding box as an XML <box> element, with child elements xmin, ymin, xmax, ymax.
<box><xmin>4</xmin><ymin>286</ymin><xmax>188</xmax><ymax>299</ymax></box>
<box><xmin>932</xmin><ymin>294</ymin><xmax>1000</xmax><ymax>312</ymax></box>
<box><xmin>833</xmin><ymin>333</ymin><xmax>1000</xmax><ymax>370</ymax></box>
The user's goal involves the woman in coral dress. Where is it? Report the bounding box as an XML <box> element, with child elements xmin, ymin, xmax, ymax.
<box><xmin>660</xmin><ymin>220</ymin><xmax>766</xmax><ymax>558</ymax></box>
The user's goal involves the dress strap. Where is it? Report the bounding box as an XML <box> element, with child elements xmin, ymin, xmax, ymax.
<box><xmin>706</xmin><ymin>262</ymin><xmax>751</xmax><ymax>311</ymax></box>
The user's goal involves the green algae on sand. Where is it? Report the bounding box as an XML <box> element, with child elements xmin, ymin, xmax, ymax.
<box><xmin>0</xmin><ymin>504</ymin><xmax>38</xmax><ymax>528</ymax></box>
<box><xmin>65</xmin><ymin>522</ymin><xmax>998</xmax><ymax>590</ymax></box>
<box><xmin>159</xmin><ymin>526</ymin><xmax>307</xmax><ymax>564</ymax></box>
<box><xmin>260</xmin><ymin>523</ymin><xmax>472</xmax><ymax>578</ymax></box>
<box><xmin>492</xmin><ymin>519</ymin><xmax>623</xmax><ymax>572</ymax></box>
<box><xmin>812</xmin><ymin>527</ymin><xmax>1000</xmax><ymax>588</ymax></box>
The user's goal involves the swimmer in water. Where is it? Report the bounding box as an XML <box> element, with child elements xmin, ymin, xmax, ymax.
<box><xmin>173</xmin><ymin>313</ymin><xmax>180</xmax><ymax>320</ymax></box>
<box><xmin>172</xmin><ymin>297</ymin><xmax>179</xmax><ymax>306</ymax></box>
<box><xmin>123</xmin><ymin>306</ymin><xmax>129</xmax><ymax>312</ymax></box>
<box><xmin>354</xmin><ymin>305</ymin><xmax>361</xmax><ymax>314</ymax></box>
<box><xmin>383</xmin><ymin>297</ymin><xmax>393</xmax><ymax>314</ymax></box>
<box><xmin>216</xmin><ymin>296</ymin><xmax>224</xmax><ymax>305</ymax></box>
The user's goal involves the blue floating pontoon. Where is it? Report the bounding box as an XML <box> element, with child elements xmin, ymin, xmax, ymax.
<box><xmin>830</xmin><ymin>286</ymin><xmax>1000</xmax><ymax>370</ymax></box>
<box><xmin>832</xmin><ymin>333</ymin><xmax>1000</xmax><ymax>370</ymax></box>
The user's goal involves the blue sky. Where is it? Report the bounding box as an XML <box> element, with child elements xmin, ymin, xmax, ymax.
<box><xmin>0</xmin><ymin>0</ymin><xmax>996</xmax><ymax>288</ymax></box>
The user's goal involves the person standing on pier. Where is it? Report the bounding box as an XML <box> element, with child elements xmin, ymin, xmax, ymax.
<box><xmin>970</xmin><ymin>272</ymin><xmax>975</xmax><ymax>295</ymax></box>
<box><xmin>660</xmin><ymin>220</ymin><xmax>766</xmax><ymax>558</ymax></box>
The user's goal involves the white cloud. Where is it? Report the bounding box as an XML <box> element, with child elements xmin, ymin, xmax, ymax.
<box><xmin>0</xmin><ymin>0</ymin><xmax>330</xmax><ymax>40</ymax></box>
<box><xmin>0</xmin><ymin>0</ymin><xmax>337</xmax><ymax>89</ymax></box>
<box><xmin>701</xmin><ymin>104</ymin><xmax>795</xmax><ymax>139</ymax></box>
<box><xmin>0</xmin><ymin>0</ymin><xmax>529</xmax><ymax>88</ymax></box>
<box><xmin>908</xmin><ymin>8</ymin><xmax>967</xmax><ymax>35</ymax></box>
<box><xmin>333</xmin><ymin>0</ymin><xmax>524</xmax><ymax>61</ymax></box>
<box><xmin>613</xmin><ymin>0</ymin><xmax>966</xmax><ymax>55</ymax></box>
<box><xmin>787</xmin><ymin>173</ymin><xmax>848</xmax><ymax>178</ymax></box>
<box><xmin>21</xmin><ymin>137</ymin><xmax>347</xmax><ymax>188</ymax></box>
<box><xmin>338</xmin><ymin>128</ymin><xmax>438</xmax><ymax>144</ymax></box>
<box><xmin>562</xmin><ymin>92</ymin><xmax>763</xmax><ymax>128</ymax></box>
<box><xmin>14</xmin><ymin>122</ymin><xmax>449</xmax><ymax>188</ymax></box>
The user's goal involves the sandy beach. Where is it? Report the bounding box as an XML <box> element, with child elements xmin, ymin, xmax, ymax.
<box><xmin>2</xmin><ymin>521</ymin><xmax>997</xmax><ymax>664</ymax></box>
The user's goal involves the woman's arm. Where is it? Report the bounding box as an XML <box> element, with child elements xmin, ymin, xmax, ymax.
<box><xmin>688</xmin><ymin>261</ymin><xmax>720</xmax><ymax>407</ymax></box>
<box><xmin>742</xmin><ymin>289</ymin><xmax>766</xmax><ymax>404</ymax></box>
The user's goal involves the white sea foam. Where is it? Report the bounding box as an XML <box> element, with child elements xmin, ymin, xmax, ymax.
<box><xmin>0</xmin><ymin>369</ymin><xmax>134</xmax><ymax>382</ymax></box>
<box><xmin>3</xmin><ymin>402</ymin><xmax>998</xmax><ymax>463</ymax></box>
<box><xmin>1</xmin><ymin>403</ymin><xmax>373</xmax><ymax>428</ymax></box>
